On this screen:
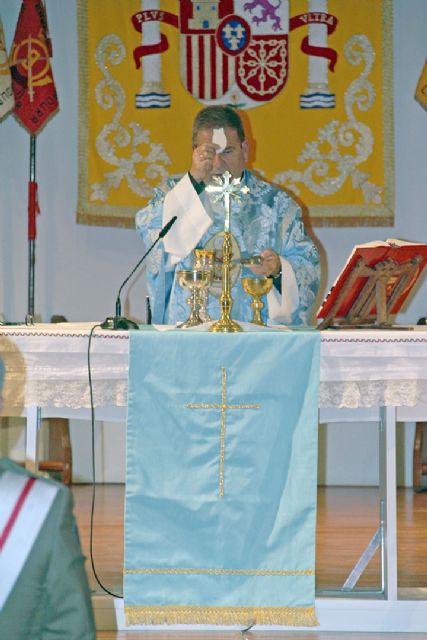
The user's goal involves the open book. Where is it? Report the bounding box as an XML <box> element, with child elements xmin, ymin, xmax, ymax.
<box><xmin>317</xmin><ymin>239</ymin><xmax>427</xmax><ymax>327</ymax></box>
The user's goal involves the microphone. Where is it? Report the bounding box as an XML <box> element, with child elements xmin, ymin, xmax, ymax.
<box><xmin>101</xmin><ymin>215</ymin><xmax>177</xmax><ymax>330</ymax></box>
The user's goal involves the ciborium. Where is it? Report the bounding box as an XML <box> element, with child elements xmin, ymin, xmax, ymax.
<box><xmin>242</xmin><ymin>276</ymin><xmax>273</xmax><ymax>326</ymax></box>
<box><xmin>176</xmin><ymin>269</ymin><xmax>212</xmax><ymax>328</ymax></box>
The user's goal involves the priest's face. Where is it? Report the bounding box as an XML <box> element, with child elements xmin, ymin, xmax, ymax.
<box><xmin>194</xmin><ymin>127</ymin><xmax>248</xmax><ymax>179</ymax></box>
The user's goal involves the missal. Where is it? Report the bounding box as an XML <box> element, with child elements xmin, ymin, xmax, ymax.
<box><xmin>317</xmin><ymin>239</ymin><xmax>427</xmax><ymax>327</ymax></box>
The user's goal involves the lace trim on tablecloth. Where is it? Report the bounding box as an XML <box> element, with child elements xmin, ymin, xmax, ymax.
<box><xmin>3</xmin><ymin>380</ymin><xmax>427</xmax><ymax>412</ymax></box>
<box><xmin>319</xmin><ymin>380</ymin><xmax>427</xmax><ymax>408</ymax></box>
<box><xmin>2</xmin><ymin>380</ymin><xmax>128</xmax><ymax>411</ymax></box>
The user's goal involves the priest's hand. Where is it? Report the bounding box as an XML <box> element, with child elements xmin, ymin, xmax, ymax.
<box><xmin>248</xmin><ymin>249</ymin><xmax>281</xmax><ymax>278</ymax></box>
<box><xmin>190</xmin><ymin>143</ymin><xmax>218</xmax><ymax>183</ymax></box>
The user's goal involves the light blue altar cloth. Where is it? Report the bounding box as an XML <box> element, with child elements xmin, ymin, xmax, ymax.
<box><xmin>124</xmin><ymin>330</ymin><xmax>320</xmax><ymax>626</ymax></box>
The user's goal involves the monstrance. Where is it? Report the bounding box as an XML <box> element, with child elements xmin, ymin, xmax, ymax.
<box><xmin>206</xmin><ymin>171</ymin><xmax>249</xmax><ymax>333</ymax></box>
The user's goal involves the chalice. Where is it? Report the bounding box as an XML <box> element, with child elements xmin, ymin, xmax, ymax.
<box><xmin>241</xmin><ymin>276</ymin><xmax>273</xmax><ymax>326</ymax></box>
<box><xmin>193</xmin><ymin>249</ymin><xmax>216</xmax><ymax>322</ymax></box>
<box><xmin>176</xmin><ymin>269</ymin><xmax>212</xmax><ymax>328</ymax></box>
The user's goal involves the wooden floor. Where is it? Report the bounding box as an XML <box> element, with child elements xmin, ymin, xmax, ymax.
<box><xmin>71</xmin><ymin>484</ymin><xmax>427</xmax><ymax>639</ymax></box>
<box><xmin>96</xmin><ymin>633</ymin><xmax>426</xmax><ymax>640</ymax></box>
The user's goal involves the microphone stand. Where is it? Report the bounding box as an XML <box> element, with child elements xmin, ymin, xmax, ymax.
<box><xmin>101</xmin><ymin>216</ymin><xmax>177</xmax><ymax>331</ymax></box>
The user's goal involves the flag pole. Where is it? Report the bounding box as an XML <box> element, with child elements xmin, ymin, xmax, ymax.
<box><xmin>27</xmin><ymin>133</ymin><xmax>36</xmax><ymax>323</ymax></box>
<box><xmin>10</xmin><ymin>0</ymin><xmax>59</xmax><ymax>325</ymax></box>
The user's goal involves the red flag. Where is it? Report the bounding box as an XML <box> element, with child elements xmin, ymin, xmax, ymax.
<box><xmin>10</xmin><ymin>0</ymin><xmax>58</xmax><ymax>134</ymax></box>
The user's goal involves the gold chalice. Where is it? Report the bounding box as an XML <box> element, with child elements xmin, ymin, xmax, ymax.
<box><xmin>193</xmin><ymin>249</ymin><xmax>216</xmax><ymax>322</ymax></box>
<box><xmin>194</xmin><ymin>249</ymin><xmax>216</xmax><ymax>269</ymax></box>
<box><xmin>176</xmin><ymin>269</ymin><xmax>212</xmax><ymax>328</ymax></box>
<box><xmin>241</xmin><ymin>276</ymin><xmax>273</xmax><ymax>326</ymax></box>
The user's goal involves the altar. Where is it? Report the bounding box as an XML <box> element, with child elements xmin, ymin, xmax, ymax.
<box><xmin>1</xmin><ymin>322</ymin><xmax>427</xmax><ymax>631</ymax></box>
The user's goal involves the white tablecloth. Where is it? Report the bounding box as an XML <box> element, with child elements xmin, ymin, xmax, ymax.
<box><xmin>0</xmin><ymin>323</ymin><xmax>129</xmax><ymax>414</ymax></box>
<box><xmin>1</xmin><ymin>323</ymin><xmax>427</xmax><ymax>413</ymax></box>
<box><xmin>319</xmin><ymin>329</ymin><xmax>427</xmax><ymax>408</ymax></box>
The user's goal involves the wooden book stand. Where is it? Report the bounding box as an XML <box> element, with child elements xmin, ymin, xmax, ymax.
<box><xmin>318</xmin><ymin>256</ymin><xmax>423</xmax><ymax>330</ymax></box>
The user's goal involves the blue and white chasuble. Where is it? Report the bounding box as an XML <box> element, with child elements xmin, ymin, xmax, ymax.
<box><xmin>124</xmin><ymin>330</ymin><xmax>320</xmax><ymax>626</ymax></box>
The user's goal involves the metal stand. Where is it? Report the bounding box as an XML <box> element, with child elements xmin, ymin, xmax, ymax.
<box><xmin>316</xmin><ymin>407</ymin><xmax>398</xmax><ymax>599</ymax></box>
<box><xmin>27</xmin><ymin>134</ymin><xmax>37</xmax><ymax>324</ymax></box>
<box><xmin>25</xmin><ymin>405</ymin><xmax>42</xmax><ymax>473</ymax></box>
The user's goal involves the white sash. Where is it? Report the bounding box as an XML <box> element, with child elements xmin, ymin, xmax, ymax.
<box><xmin>163</xmin><ymin>174</ymin><xmax>212</xmax><ymax>264</ymax></box>
<box><xmin>0</xmin><ymin>471</ymin><xmax>59</xmax><ymax>610</ymax></box>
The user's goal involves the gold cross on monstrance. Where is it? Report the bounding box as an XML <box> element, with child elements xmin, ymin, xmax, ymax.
<box><xmin>186</xmin><ymin>367</ymin><xmax>260</xmax><ymax>497</ymax></box>
<box><xmin>205</xmin><ymin>171</ymin><xmax>249</xmax><ymax>231</ymax></box>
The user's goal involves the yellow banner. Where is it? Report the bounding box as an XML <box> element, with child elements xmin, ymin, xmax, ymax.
<box><xmin>77</xmin><ymin>0</ymin><xmax>393</xmax><ymax>228</ymax></box>
<box><xmin>415</xmin><ymin>59</ymin><xmax>427</xmax><ymax>111</ymax></box>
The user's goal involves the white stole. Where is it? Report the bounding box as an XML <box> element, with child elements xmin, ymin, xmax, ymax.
<box><xmin>0</xmin><ymin>471</ymin><xmax>59</xmax><ymax>610</ymax></box>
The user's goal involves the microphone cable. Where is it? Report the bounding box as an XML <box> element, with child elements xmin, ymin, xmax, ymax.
<box><xmin>87</xmin><ymin>322</ymin><xmax>123</xmax><ymax>599</ymax></box>
<box><xmin>86</xmin><ymin>219</ymin><xmax>177</xmax><ymax>592</ymax></box>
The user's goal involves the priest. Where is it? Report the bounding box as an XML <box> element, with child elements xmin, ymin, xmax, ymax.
<box><xmin>136</xmin><ymin>105</ymin><xmax>320</xmax><ymax>326</ymax></box>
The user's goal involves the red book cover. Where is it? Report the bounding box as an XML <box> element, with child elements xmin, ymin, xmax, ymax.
<box><xmin>317</xmin><ymin>239</ymin><xmax>427</xmax><ymax>321</ymax></box>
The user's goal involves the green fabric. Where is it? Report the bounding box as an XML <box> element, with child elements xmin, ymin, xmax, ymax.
<box><xmin>0</xmin><ymin>459</ymin><xmax>95</xmax><ymax>640</ymax></box>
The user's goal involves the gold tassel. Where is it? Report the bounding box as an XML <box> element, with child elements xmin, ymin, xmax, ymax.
<box><xmin>125</xmin><ymin>605</ymin><xmax>318</xmax><ymax>627</ymax></box>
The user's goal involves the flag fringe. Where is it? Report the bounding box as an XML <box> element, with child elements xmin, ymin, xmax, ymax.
<box><xmin>12</xmin><ymin>107</ymin><xmax>59</xmax><ymax>137</ymax></box>
<box><xmin>125</xmin><ymin>605</ymin><xmax>318</xmax><ymax>627</ymax></box>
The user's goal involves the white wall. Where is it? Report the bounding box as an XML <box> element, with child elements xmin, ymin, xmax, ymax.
<box><xmin>0</xmin><ymin>1</ymin><xmax>426</xmax><ymax>484</ymax></box>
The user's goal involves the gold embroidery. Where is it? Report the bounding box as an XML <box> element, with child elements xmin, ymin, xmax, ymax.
<box><xmin>125</xmin><ymin>567</ymin><xmax>314</xmax><ymax>576</ymax></box>
<box><xmin>186</xmin><ymin>367</ymin><xmax>260</xmax><ymax>497</ymax></box>
<box><xmin>124</xmin><ymin>605</ymin><xmax>318</xmax><ymax>627</ymax></box>
<box><xmin>11</xmin><ymin>36</ymin><xmax>54</xmax><ymax>97</ymax></box>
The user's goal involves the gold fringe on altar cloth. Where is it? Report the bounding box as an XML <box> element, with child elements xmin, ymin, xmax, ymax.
<box><xmin>125</xmin><ymin>605</ymin><xmax>318</xmax><ymax>627</ymax></box>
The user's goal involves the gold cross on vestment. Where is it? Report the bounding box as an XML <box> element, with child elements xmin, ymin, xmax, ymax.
<box><xmin>186</xmin><ymin>367</ymin><xmax>260</xmax><ymax>497</ymax></box>
<box><xmin>205</xmin><ymin>171</ymin><xmax>249</xmax><ymax>232</ymax></box>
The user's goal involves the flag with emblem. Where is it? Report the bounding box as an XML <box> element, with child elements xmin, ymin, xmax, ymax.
<box><xmin>10</xmin><ymin>0</ymin><xmax>58</xmax><ymax>134</ymax></box>
<box><xmin>0</xmin><ymin>16</ymin><xmax>14</xmax><ymax>120</ymax></box>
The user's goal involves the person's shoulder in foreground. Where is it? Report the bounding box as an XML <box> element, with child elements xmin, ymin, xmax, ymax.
<box><xmin>0</xmin><ymin>457</ymin><xmax>96</xmax><ymax>640</ymax></box>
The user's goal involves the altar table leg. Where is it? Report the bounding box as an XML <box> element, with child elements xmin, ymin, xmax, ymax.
<box><xmin>379</xmin><ymin>405</ymin><xmax>398</xmax><ymax>600</ymax></box>
<box><xmin>25</xmin><ymin>405</ymin><xmax>41</xmax><ymax>473</ymax></box>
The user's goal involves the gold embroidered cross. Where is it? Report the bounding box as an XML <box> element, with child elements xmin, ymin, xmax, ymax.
<box><xmin>186</xmin><ymin>367</ymin><xmax>260</xmax><ymax>497</ymax></box>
